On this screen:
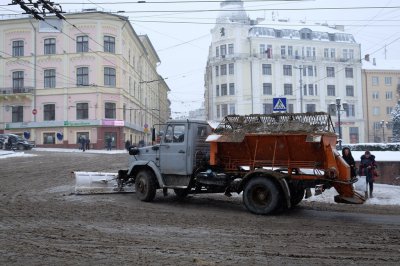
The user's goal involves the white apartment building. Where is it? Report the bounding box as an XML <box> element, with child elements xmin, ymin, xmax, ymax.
<box><xmin>0</xmin><ymin>11</ymin><xmax>170</xmax><ymax>148</ymax></box>
<box><xmin>205</xmin><ymin>0</ymin><xmax>365</xmax><ymax>143</ymax></box>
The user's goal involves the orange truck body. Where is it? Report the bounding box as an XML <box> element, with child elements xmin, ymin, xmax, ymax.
<box><xmin>208</xmin><ymin>113</ymin><xmax>365</xmax><ymax>204</ymax></box>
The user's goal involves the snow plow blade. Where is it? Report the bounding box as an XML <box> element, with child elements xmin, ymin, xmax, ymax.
<box><xmin>334</xmin><ymin>191</ymin><xmax>365</xmax><ymax>204</ymax></box>
<box><xmin>74</xmin><ymin>171</ymin><xmax>134</xmax><ymax>194</ymax></box>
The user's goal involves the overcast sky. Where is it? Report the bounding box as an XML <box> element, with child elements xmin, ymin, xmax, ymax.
<box><xmin>1</xmin><ymin>0</ymin><xmax>400</xmax><ymax>118</ymax></box>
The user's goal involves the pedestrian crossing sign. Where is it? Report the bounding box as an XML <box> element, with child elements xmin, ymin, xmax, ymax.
<box><xmin>273</xmin><ymin>97</ymin><xmax>287</xmax><ymax>112</ymax></box>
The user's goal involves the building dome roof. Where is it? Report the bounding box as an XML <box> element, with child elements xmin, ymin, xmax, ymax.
<box><xmin>217</xmin><ymin>0</ymin><xmax>249</xmax><ymax>24</ymax></box>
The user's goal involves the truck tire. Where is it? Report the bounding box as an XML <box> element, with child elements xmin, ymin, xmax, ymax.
<box><xmin>135</xmin><ymin>170</ymin><xmax>156</xmax><ymax>202</ymax></box>
<box><xmin>290</xmin><ymin>188</ymin><xmax>305</xmax><ymax>207</ymax></box>
<box><xmin>174</xmin><ymin>188</ymin><xmax>189</xmax><ymax>199</ymax></box>
<box><xmin>243</xmin><ymin>177</ymin><xmax>280</xmax><ymax>215</ymax></box>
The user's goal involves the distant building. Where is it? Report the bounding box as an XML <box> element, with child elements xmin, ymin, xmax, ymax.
<box><xmin>204</xmin><ymin>0</ymin><xmax>365</xmax><ymax>143</ymax></box>
<box><xmin>362</xmin><ymin>58</ymin><xmax>400</xmax><ymax>142</ymax></box>
<box><xmin>0</xmin><ymin>11</ymin><xmax>170</xmax><ymax>148</ymax></box>
<box><xmin>188</xmin><ymin>104</ymin><xmax>206</xmax><ymax>120</ymax></box>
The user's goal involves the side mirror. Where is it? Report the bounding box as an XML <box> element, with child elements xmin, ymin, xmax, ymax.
<box><xmin>129</xmin><ymin>146</ymin><xmax>140</xmax><ymax>155</ymax></box>
<box><xmin>152</xmin><ymin>128</ymin><xmax>156</xmax><ymax>142</ymax></box>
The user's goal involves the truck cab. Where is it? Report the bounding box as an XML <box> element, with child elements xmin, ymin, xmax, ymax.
<box><xmin>125</xmin><ymin>120</ymin><xmax>211</xmax><ymax>198</ymax></box>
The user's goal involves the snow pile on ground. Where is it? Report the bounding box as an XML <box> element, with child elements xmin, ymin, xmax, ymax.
<box><xmin>34</xmin><ymin>147</ymin><xmax>127</xmax><ymax>154</ymax></box>
<box><xmin>304</xmin><ymin>183</ymin><xmax>400</xmax><ymax>206</ymax></box>
<box><xmin>0</xmin><ymin>150</ymin><xmax>37</xmax><ymax>159</ymax></box>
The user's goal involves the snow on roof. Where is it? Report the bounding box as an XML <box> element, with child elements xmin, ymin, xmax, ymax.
<box><xmin>255</xmin><ymin>20</ymin><xmax>344</xmax><ymax>34</ymax></box>
<box><xmin>362</xmin><ymin>59</ymin><xmax>400</xmax><ymax>71</ymax></box>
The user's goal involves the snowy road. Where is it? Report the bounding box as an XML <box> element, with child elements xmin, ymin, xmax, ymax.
<box><xmin>1</xmin><ymin>149</ymin><xmax>400</xmax><ymax>265</ymax></box>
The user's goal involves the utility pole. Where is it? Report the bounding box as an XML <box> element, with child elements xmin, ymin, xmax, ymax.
<box><xmin>294</xmin><ymin>65</ymin><xmax>303</xmax><ymax>113</ymax></box>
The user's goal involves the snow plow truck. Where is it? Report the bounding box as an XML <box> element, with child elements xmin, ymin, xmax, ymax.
<box><xmin>75</xmin><ymin>112</ymin><xmax>365</xmax><ymax>215</ymax></box>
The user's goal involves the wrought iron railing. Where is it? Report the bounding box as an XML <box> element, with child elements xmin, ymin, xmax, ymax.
<box><xmin>214</xmin><ymin>112</ymin><xmax>335</xmax><ymax>134</ymax></box>
<box><xmin>0</xmin><ymin>87</ymin><xmax>34</xmax><ymax>95</ymax></box>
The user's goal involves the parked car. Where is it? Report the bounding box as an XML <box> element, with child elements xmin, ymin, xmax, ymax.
<box><xmin>0</xmin><ymin>134</ymin><xmax>34</xmax><ymax>150</ymax></box>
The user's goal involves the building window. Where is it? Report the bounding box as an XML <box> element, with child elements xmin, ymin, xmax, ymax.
<box><xmin>327</xmin><ymin>85</ymin><xmax>335</xmax><ymax>96</ymax></box>
<box><xmin>387</xmin><ymin>106</ymin><xmax>393</xmax><ymax>114</ymax></box>
<box><xmin>330</xmin><ymin>48</ymin><xmax>335</xmax><ymax>58</ymax></box>
<box><xmin>229</xmin><ymin>83</ymin><xmax>235</xmax><ymax>95</ymax></box>
<box><xmin>12</xmin><ymin>71</ymin><xmax>24</xmax><ymax>89</ymax></box>
<box><xmin>308</xmin><ymin>84</ymin><xmax>314</xmax><ymax>96</ymax></box>
<box><xmin>386</xmin><ymin>91</ymin><xmax>393</xmax><ymax>100</ymax></box>
<box><xmin>326</xmin><ymin>67</ymin><xmax>335</xmax><ymax>77</ymax></box>
<box><xmin>263</xmin><ymin>103</ymin><xmax>273</xmax><ymax>114</ymax></box>
<box><xmin>216</xmin><ymin>85</ymin><xmax>219</xmax><ymax>96</ymax></box>
<box><xmin>44</xmin><ymin>104</ymin><xmax>55</xmax><ymax>121</ymax></box>
<box><xmin>287</xmin><ymin>103</ymin><xmax>293</xmax><ymax>113</ymax></box>
<box><xmin>306</xmin><ymin>104</ymin><xmax>316</xmax><ymax>112</ymax></box>
<box><xmin>44</xmin><ymin>69</ymin><xmax>56</xmax><ymax>88</ymax></box>
<box><xmin>229</xmin><ymin>104</ymin><xmax>235</xmax><ymax>114</ymax></box>
<box><xmin>346</xmin><ymin>85</ymin><xmax>354</xmax><ymax>96</ymax></box>
<box><xmin>76</xmin><ymin>35</ymin><xmax>89</xmax><ymax>52</ymax></box>
<box><xmin>315</xmin><ymin>84</ymin><xmax>318</xmax><ymax>95</ymax></box>
<box><xmin>77</xmin><ymin>67</ymin><xmax>89</xmax><ymax>86</ymax></box>
<box><xmin>12</xmin><ymin>106</ymin><xmax>23</xmax><ymax>122</ymax></box>
<box><xmin>262</xmin><ymin>64</ymin><xmax>272</xmax><ymax>75</ymax></box>
<box><xmin>372</xmin><ymin>76</ymin><xmax>379</xmax><ymax>85</ymax></box>
<box><xmin>372</xmin><ymin>107</ymin><xmax>380</xmax><ymax>116</ymax></box>
<box><xmin>104</xmin><ymin>36</ymin><xmax>115</xmax><ymax>53</ymax></box>
<box><xmin>284</xmin><ymin>84</ymin><xmax>293</xmax><ymax>95</ymax></box>
<box><xmin>220</xmin><ymin>44</ymin><xmax>226</xmax><ymax>56</ymax></box>
<box><xmin>105</xmin><ymin>102</ymin><xmax>116</xmax><ymax>119</ymax></box>
<box><xmin>307</xmin><ymin>65</ymin><xmax>314</xmax><ymax>76</ymax></box>
<box><xmin>228</xmin><ymin>43</ymin><xmax>234</xmax><ymax>54</ymax></box>
<box><xmin>385</xmin><ymin>77</ymin><xmax>392</xmax><ymax>85</ymax></box>
<box><xmin>324</xmin><ymin>48</ymin><xmax>329</xmax><ymax>58</ymax></box>
<box><xmin>215</xmin><ymin>46</ymin><xmax>219</xmax><ymax>57</ymax></box>
<box><xmin>76</xmin><ymin>103</ymin><xmax>88</xmax><ymax>120</ymax></box>
<box><xmin>221</xmin><ymin>104</ymin><xmax>228</xmax><ymax>117</ymax></box>
<box><xmin>328</xmin><ymin>104</ymin><xmax>336</xmax><ymax>116</ymax></box>
<box><xmin>345</xmin><ymin>67</ymin><xmax>353</xmax><ymax>78</ymax></box>
<box><xmin>283</xmin><ymin>65</ymin><xmax>292</xmax><ymax>76</ymax></box>
<box><xmin>303</xmin><ymin>85</ymin><xmax>307</xmax><ymax>96</ymax></box>
<box><xmin>220</xmin><ymin>64</ymin><xmax>227</xmax><ymax>75</ymax></box>
<box><xmin>263</xmin><ymin>83</ymin><xmax>272</xmax><ymax>95</ymax></box>
<box><xmin>104</xmin><ymin>67</ymin><xmax>116</xmax><ymax>86</ymax></box>
<box><xmin>372</xmin><ymin>91</ymin><xmax>379</xmax><ymax>99</ymax></box>
<box><xmin>281</xmin><ymin>45</ymin><xmax>286</xmax><ymax>57</ymax></box>
<box><xmin>228</xmin><ymin>63</ymin><xmax>234</xmax><ymax>75</ymax></box>
<box><xmin>345</xmin><ymin>104</ymin><xmax>355</xmax><ymax>117</ymax></box>
<box><xmin>12</xmin><ymin>40</ymin><xmax>24</xmax><ymax>57</ymax></box>
<box><xmin>221</xmin><ymin>84</ymin><xmax>227</xmax><ymax>96</ymax></box>
<box><xmin>216</xmin><ymin>105</ymin><xmax>220</xmax><ymax>118</ymax></box>
<box><xmin>349</xmin><ymin>127</ymin><xmax>359</xmax><ymax>143</ymax></box>
<box><xmin>43</xmin><ymin>133</ymin><xmax>55</xmax><ymax>144</ymax></box>
<box><xmin>260</xmin><ymin>44</ymin><xmax>265</xmax><ymax>55</ymax></box>
<box><xmin>44</xmin><ymin>38</ymin><xmax>56</xmax><ymax>54</ymax></box>
<box><xmin>288</xmin><ymin>46</ymin><xmax>293</xmax><ymax>57</ymax></box>
<box><xmin>215</xmin><ymin>66</ymin><xmax>219</xmax><ymax>76</ymax></box>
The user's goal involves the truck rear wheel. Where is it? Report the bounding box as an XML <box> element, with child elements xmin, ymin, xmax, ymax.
<box><xmin>243</xmin><ymin>177</ymin><xmax>280</xmax><ymax>215</ymax></box>
<box><xmin>135</xmin><ymin>170</ymin><xmax>156</xmax><ymax>202</ymax></box>
<box><xmin>174</xmin><ymin>188</ymin><xmax>189</xmax><ymax>199</ymax></box>
<box><xmin>290</xmin><ymin>188</ymin><xmax>305</xmax><ymax>207</ymax></box>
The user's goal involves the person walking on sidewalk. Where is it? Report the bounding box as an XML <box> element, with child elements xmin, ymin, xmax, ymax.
<box><xmin>358</xmin><ymin>151</ymin><xmax>377</xmax><ymax>198</ymax></box>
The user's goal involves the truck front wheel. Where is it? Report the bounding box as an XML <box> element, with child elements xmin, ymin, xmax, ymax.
<box><xmin>243</xmin><ymin>177</ymin><xmax>280</xmax><ymax>215</ymax></box>
<box><xmin>135</xmin><ymin>170</ymin><xmax>156</xmax><ymax>202</ymax></box>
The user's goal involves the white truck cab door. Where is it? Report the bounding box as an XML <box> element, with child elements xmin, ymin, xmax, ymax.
<box><xmin>159</xmin><ymin>124</ymin><xmax>188</xmax><ymax>175</ymax></box>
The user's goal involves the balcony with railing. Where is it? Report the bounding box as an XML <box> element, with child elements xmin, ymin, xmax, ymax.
<box><xmin>1</xmin><ymin>87</ymin><xmax>34</xmax><ymax>95</ymax></box>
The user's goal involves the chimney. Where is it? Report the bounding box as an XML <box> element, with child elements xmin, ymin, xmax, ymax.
<box><xmin>373</xmin><ymin>58</ymin><xmax>376</xmax><ymax>66</ymax></box>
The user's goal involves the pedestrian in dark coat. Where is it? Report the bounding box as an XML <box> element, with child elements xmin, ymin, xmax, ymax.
<box><xmin>86</xmin><ymin>138</ymin><xmax>90</xmax><ymax>150</ymax></box>
<box><xmin>81</xmin><ymin>136</ymin><xmax>86</xmax><ymax>152</ymax></box>
<box><xmin>358</xmin><ymin>151</ymin><xmax>377</xmax><ymax>198</ymax></box>
<box><xmin>342</xmin><ymin>147</ymin><xmax>356</xmax><ymax>178</ymax></box>
<box><xmin>125</xmin><ymin>140</ymin><xmax>131</xmax><ymax>151</ymax></box>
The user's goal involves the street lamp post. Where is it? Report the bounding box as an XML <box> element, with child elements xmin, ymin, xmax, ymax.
<box><xmin>294</xmin><ymin>65</ymin><xmax>303</xmax><ymax>113</ymax></box>
<box><xmin>380</xmin><ymin>120</ymin><xmax>387</xmax><ymax>143</ymax></box>
<box><xmin>336</xmin><ymin>98</ymin><xmax>342</xmax><ymax>149</ymax></box>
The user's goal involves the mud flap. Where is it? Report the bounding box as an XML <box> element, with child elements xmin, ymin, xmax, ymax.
<box><xmin>74</xmin><ymin>171</ymin><xmax>135</xmax><ymax>194</ymax></box>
